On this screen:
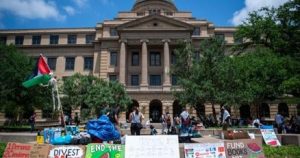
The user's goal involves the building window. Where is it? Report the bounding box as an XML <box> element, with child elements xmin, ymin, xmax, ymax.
<box><xmin>84</xmin><ymin>57</ymin><xmax>93</xmax><ymax>70</ymax></box>
<box><xmin>194</xmin><ymin>51</ymin><xmax>200</xmax><ymax>61</ymax></box>
<box><xmin>50</xmin><ymin>35</ymin><xmax>59</xmax><ymax>45</ymax></box>
<box><xmin>86</xmin><ymin>35</ymin><xmax>95</xmax><ymax>44</ymax></box>
<box><xmin>172</xmin><ymin>75</ymin><xmax>177</xmax><ymax>85</ymax></box>
<box><xmin>109</xmin><ymin>75</ymin><xmax>117</xmax><ymax>81</ymax></box>
<box><xmin>165</xmin><ymin>12</ymin><xmax>173</xmax><ymax>16</ymax></box>
<box><xmin>132</xmin><ymin>52</ymin><xmax>139</xmax><ymax>66</ymax></box>
<box><xmin>0</xmin><ymin>36</ymin><xmax>7</xmax><ymax>45</ymax></box>
<box><xmin>150</xmin><ymin>75</ymin><xmax>161</xmax><ymax>86</ymax></box>
<box><xmin>131</xmin><ymin>75</ymin><xmax>139</xmax><ymax>86</ymax></box>
<box><xmin>137</xmin><ymin>12</ymin><xmax>145</xmax><ymax>16</ymax></box>
<box><xmin>193</xmin><ymin>27</ymin><xmax>200</xmax><ymax>36</ymax></box>
<box><xmin>68</xmin><ymin>35</ymin><xmax>77</xmax><ymax>44</ymax></box>
<box><xmin>215</xmin><ymin>34</ymin><xmax>225</xmax><ymax>41</ymax></box>
<box><xmin>171</xmin><ymin>52</ymin><xmax>176</xmax><ymax>65</ymax></box>
<box><xmin>150</xmin><ymin>52</ymin><xmax>161</xmax><ymax>66</ymax></box>
<box><xmin>65</xmin><ymin>57</ymin><xmax>75</xmax><ymax>70</ymax></box>
<box><xmin>32</xmin><ymin>35</ymin><xmax>41</xmax><ymax>45</ymax></box>
<box><xmin>15</xmin><ymin>36</ymin><xmax>24</xmax><ymax>45</ymax></box>
<box><xmin>110</xmin><ymin>28</ymin><xmax>118</xmax><ymax>36</ymax></box>
<box><xmin>47</xmin><ymin>57</ymin><xmax>57</xmax><ymax>70</ymax></box>
<box><xmin>110</xmin><ymin>52</ymin><xmax>118</xmax><ymax>66</ymax></box>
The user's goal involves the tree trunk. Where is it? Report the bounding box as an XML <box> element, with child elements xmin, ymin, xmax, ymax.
<box><xmin>212</xmin><ymin>102</ymin><xmax>217</xmax><ymax>124</ymax></box>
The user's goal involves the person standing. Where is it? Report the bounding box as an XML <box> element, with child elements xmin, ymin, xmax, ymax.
<box><xmin>108</xmin><ymin>106</ymin><xmax>121</xmax><ymax>131</ymax></box>
<box><xmin>129</xmin><ymin>106</ymin><xmax>144</xmax><ymax>135</ymax></box>
<box><xmin>29</xmin><ymin>112</ymin><xmax>36</xmax><ymax>133</ymax></box>
<box><xmin>161</xmin><ymin>113</ymin><xmax>167</xmax><ymax>134</ymax></box>
<box><xmin>180</xmin><ymin>108</ymin><xmax>190</xmax><ymax>136</ymax></box>
<box><xmin>221</xmin><ymin>106</ymin><xmax>231</xmax><ymax>131</ymax></box>
<box><xmin>275</xmin><ymin>113</ymin><xmax>284</xmax><ymax>134</ymax></box>
<box><xmin>74</xmin><ymin>112</ymin><xmax>80</xmax><ymax>126</ymax></box>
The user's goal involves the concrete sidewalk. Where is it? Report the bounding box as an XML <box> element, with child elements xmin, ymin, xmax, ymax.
<box><xmin>0</xmin><ymin>132</ymin><xmax>37</xmax><ymax>143</ymax></box>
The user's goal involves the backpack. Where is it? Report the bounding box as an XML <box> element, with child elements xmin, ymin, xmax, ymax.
<box><xmin>182</xmin><ymin>117</ymin><xmax>190</xmax><ymax>126</ymax></box>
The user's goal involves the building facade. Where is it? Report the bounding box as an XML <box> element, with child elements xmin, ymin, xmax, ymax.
<box><xmin>0</xmin><ymin>0</ymin><xmax>298</xmax><ymax>122</ymax></box>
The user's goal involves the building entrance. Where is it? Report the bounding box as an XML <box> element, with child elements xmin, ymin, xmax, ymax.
<box><xmin>149</xmin><ymin>99</ymin><xmax>162</xmax><ymax>123</ymax></box>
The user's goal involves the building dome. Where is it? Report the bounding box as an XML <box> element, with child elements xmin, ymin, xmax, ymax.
<box><xmin>132</xmin><ymin>0</ymin><xmax>178</xmax><ymax>13</ymax></box>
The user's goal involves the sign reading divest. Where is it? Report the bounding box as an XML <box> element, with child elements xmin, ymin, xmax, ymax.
<box><xmin>48</xmin><ymin>145</ymin><xmax>85</xmax><ymax>158</ymax></box>
<box><xmin>125</xmin><ymin>135</ymin><xmax>179</xmax><ymax>158</ymax></box>
<box><xmin>260</xmin><ymin>126</ymin><xmax>281</xmax><ymax>147</ymax></box>
<box><xmin>3</xmin><ymin>142</ymin><xmax>33</xmax><ymax>158</ymax></box>
<box><xmin>225</xmin><ymin>139</ymin><xmax>265</xmax><ymax>158</ymax></box>
<box><xmin>85</xmin><ymin>143</ymin><xmax>125</xmax><ymax>158</ymax></box>
<box><xmin>184</xmin><ymin>142</ymin><xmax>226</xmax><ymax>158</ymax></box>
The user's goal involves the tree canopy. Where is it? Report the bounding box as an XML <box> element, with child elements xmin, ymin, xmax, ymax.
<box><xmin>62</xmin><ymin>73</ymin><xmax>132</xmax><ymax>118</ymax></box>
<box><xmin>0</xmin><ymin>44</ymin><xmax>52</xmax><ymax>120</ymax></box>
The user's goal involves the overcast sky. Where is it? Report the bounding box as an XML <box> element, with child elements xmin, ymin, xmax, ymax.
<box><xmin>0</xmin><ymin>0</ymin><xmax>289</xmax><ymax>29</ymax></box>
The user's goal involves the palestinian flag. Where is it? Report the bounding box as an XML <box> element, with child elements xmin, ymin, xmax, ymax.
<box><xmin>22</xmin><ymin>55</ymin><xmax>52</xmax><ymax>88</ymax></box>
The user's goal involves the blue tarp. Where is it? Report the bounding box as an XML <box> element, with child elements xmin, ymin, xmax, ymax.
<box><xmin>87</xmin><ymin>115</ymin><xmax>120</xmax><ymax>141</ymax></box>
<box><xmin>260</xmin><ymin>125</ymin><xmax>274</xmax><ymax>129</ymax></box>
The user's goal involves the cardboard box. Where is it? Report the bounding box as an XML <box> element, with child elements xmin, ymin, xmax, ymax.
<box><xmin>223</xmin><ymin>130</ymin><xmax>250</xmax><ymax>140</ymax></box>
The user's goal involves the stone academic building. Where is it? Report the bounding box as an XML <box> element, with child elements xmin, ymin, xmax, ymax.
<box><xmin>0</xmin><ymin>0</ymin><xmax>298</xmax><ymax>122</ymax></box>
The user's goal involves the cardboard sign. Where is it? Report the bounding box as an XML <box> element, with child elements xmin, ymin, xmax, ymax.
<box><xmin>85</xmin><ymin>143</ymin><xmax>125</xmax><ymax>158</ymax></box>
<box><xmin>225</xmin><ymin>139</ymin><xmax>265</xmax><ymax>158</ymax></box>
<box><xmin>260</xmin><ymin>126</ymin><xmax>281</xmax><ymax>147</ymax></box>
<box><xmin>184</xmin><ymin>142</ymin><xmax>226</xmax><ymax>158</ymax></box>
<box><xmin>2</xmin><ymin>142</ymin><xmax>33</xmax><ymax>158</ymax></box>
<box><xmin>30</xmin><ymin>144</ymin><xmax>52</xmax><ymax>158</ymax></box>
<box><xmin>125</xmin><ymin>135</ymin><xmax>180</xmax><ymax>158</ymax></box>
<box><xmin>48</xmin><ymin>145</ymin><xmax>85</xmax><ymax>158</ymax></box>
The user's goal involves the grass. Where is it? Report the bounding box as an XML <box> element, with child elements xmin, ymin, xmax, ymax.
<box><xmin>264</xmin><ymin>145</ymin><xmax>300</xmax><ymax>158</ymax></box>
<box><xmin>0</xmin><ymin>142</ymin><xmax>6</xmax><ymax>158</ymax></box>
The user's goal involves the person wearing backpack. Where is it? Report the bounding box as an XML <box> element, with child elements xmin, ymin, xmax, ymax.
<box><xmin>180</xmin><ymin>108</ymin><xmax>190</xmax><ymax>136</ymax></box>
<box><xmin>129</xmin><ymin>106</ymin><xmax>144</xmax><ymax>135</ymax></box>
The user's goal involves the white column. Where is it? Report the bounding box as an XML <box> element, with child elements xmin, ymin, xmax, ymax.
<box><xmin>163</xmin><ymin>39</ymin><xmax>171</xmax><ymax>90</ymax></box>
<box><xmin>140</xmin><ymin>39</ymin><xmax>149</xmax><ymax>90</ymax></box>
<box><xmin>119</xmin><ymin>40</ymin><xmax>127</xmax><ymax>85</ymax></box>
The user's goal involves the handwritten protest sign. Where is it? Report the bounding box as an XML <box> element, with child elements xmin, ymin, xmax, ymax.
<box><xmin>225</xmin><ymin>139</ymin><xmax>265</xmax><ymax>158</ymax></box>
<box><xmin>29</xmin><ymin>144</ymin><xmax>52</xmax><ymax>158</ymax></box>
<box><xmin>48</xmin><ymin>145</ymin><xmax>85</xmax><ymax>158</ymax></box>
<box><xmin>85</xmin><ymin>143</ymin><xmax>125</xmax><ymax>158</ymax></box>
<box><xmin>2</xmin><ymin>142</ymin><xmax>33</xmax><ymax>158</ymax></box>
<box><xmin>125</xmin><ymin>135</ymin><xmax>179</xmax><ymax>158</ymax></box>
<box><xmin>260</xmin><ymin>125</ymin><xmax>281</xmax><ymax>147</ymax></box>
<box><xmin>184</xmin><ymin>142</ymin><xmax>226</xmax><ymax>158</ymax></box>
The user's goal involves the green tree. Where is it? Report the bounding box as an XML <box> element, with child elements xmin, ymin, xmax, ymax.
<box><xmin>0</xmin><ymin>44</ymin><xmax>52</xmax><ymax>120</ymax></box>
<box><xmin>218</xmin><ymin>48</ymin><xmax>292</xmax><ymax>117</ymax></box>
<box><xmin>172</xmin><ymin>38</ymin><xmax>226</xmax><ymax>120</ymax></box>
<box><xmin>62</xmin><ymin>73</ymin><xmax>132</xmax><ymax>118</ymax></box>
<box><xmin>234</xmin><ymin>0</ymin><xmax>300</xmax><ymax>56</ymax></box>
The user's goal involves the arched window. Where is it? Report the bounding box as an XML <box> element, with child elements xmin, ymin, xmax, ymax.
<box><xmin>278</xmin><ymin>103</ymin><xmax>289</xmax><ymax>117</ymax></box>
<box><xmin>259</xmin><ymin>103</ymin><xmax>270</xmax><ymax>118</ymax></box>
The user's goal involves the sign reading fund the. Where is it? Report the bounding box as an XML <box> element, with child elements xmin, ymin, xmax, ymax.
<box><xmin>85</xmin><ymin>144</ymin><xmax>125</xmax><ymax>158</ymax></box>
<box><xmin>48</xmin><ymin>146</ymin><xmax>85</xmax><ymax>158</ymax></box>
<box><xmin>125</xmin><ymin>135</ymin><xmax>180</xmax><ymax>158</ymax></box>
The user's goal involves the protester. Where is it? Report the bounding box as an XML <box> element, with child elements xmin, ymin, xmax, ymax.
<box><xmin>252</xmin><ymin>117</ymin><xmax>263</xmax><ymax>128</ymax></box>
<box><xmin>221</xmin><ymin>106</ymin><xmax>231</xmax><ymax>131</ymax></box>
<box><xmin>180</xmin><ymin>108</ymin><xmax>190</xmax><ymax>136</ymax></box>
<box><xmin>74</xmin><ymin>112</ymin><xmax>80</xmax><ymax>126</ymax></box>
<box><xmin>64</xmin><ymin>114</ymin><xmax>70</xmax><ymax>126</ymax></box>
<box><xmin>275</xmin><ymin>113</ymin><xmax>284</xmax><ymax>134</ymax></box>
<box><xmin>150</xmin><ymin>125</ymin><xmax>158</xmax><ymax>135</ymax></box>
<box><xmin>129</xmin><ymin>106</ymin><xmax>144</xmax><ymax>135</ymax></box>
<box><xmin>174</xmin><ymin>115</ymin><xmax>181</xmax><ymax>134</ymax></box>
<box><xmin>29</xmin><ymin>112</ymin><xmax>36</xmax><ymax>133</ymax></box>
<box><xmin>108</xmin><ymin>106</ymin><xmax>120</xmax><ymax>130</ymax></box>
<box><xmin>161</xmin><ymin>113</ymin><xmax>167</xmax><ymax>134</ymax></box>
